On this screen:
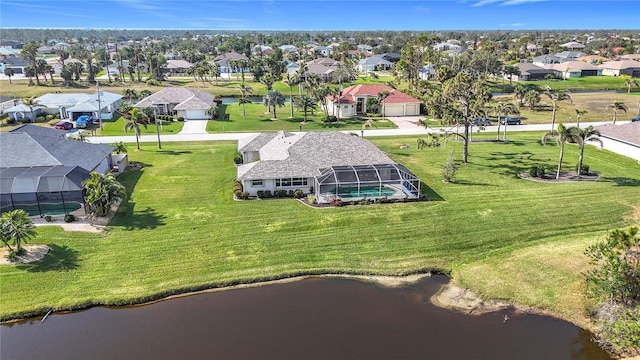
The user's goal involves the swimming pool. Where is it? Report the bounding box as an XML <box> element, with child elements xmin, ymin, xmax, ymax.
<box><xmin>337</xmin><ymin>186</ymin><xmax>397</xmax><ymax>199</ymax></box>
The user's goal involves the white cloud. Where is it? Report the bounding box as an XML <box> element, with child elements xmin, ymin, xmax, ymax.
<box><xmin>472</xmin><ymin>0</ymin><xmax>546</xmax><ymax>6</ymax></box>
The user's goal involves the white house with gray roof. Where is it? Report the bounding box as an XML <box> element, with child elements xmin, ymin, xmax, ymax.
<box><xmin>134</xmin><ymin>87</ymin><xmax>216</xmax><ymax>120</ymax></box>
<box><xmin>237</xmin><ymin>131</ymin><xmax>421</xmax><ymax>203</ymax></box>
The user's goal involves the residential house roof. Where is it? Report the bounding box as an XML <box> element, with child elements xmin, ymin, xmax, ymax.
<box><xmin>307</xmin><ymin>57</ymin><xmax>342</xmax><ymax>67</ymax></box>
<box><xmin>576</xmin><ymin>55</ymin><xmax>610</xmax><ymax>64</ymax></box>
<box><xmin>381</xmin><ymin>53</ymin><xmax>401</xmax><ymax>62</ymax></box>
<box><xmin>514</xmin><ymin>62</ymin><xmax>554</xmax><ymax>75</ymax></box>
<box><xmin>598</xmin><ymin>60</ymin><xmax>640</xmax><ymax>70</ymax></box>
<box><xmin>595</xmin><ymin>122</ymin><xmax>640</xmax><ymax>146</ymax></box>
<box><xmin>545</xmin><ymin>61</ymin><xmax>600</xmax><ymax>72</ymax></box>
<box><xmin>532</xmin><ymin>54</ymin><xmax>563</xmax><ymax>65</ymax></box>
<box><xmin>358</xmin><ymin>56</ymin><xmax>393</xmax><ymax>67</ymax></box>
<box><xmin>33</xmin><ymin>91</ymin><xmax>122</xmax><ymax>112</ymax></box>
<box><xmin>1</xmin><ymin>125</ymin><xmax>114</xmax><ymax>172</ymax></box>
<box><xmin>328</xmin><ymin>84</ymin><xmax>420</xmax><ymax>105</ymax></box>
<box><xmin>555</xmin><ymin>51</ymin><xmax>586</xmax><ymax>60</ymax></box>
<box><xmin>0</xmin><ymin>57</ymin><xmax>30</xmax><ymax>67</ymax></box>
<box><xmin>134</xmin><ymin>87</ymin><xmax>216</xmax><ymax>109</ymax></box>
<box><xmin>560</xmin><ymin>41</ymin><xmax>586</xmax><ymax>49</ymax></box>
<box><xmin>237</xmin><ymin>131</ymin><xmax>395</xmax><ymax>180</ymax></box>
<box><xmin>165</xmin><ymin>59</ymin><xmax>193</xmax><ymax>70</ymax></box>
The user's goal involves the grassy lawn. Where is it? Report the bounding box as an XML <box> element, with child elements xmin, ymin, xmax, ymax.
<box><xmin>207</xmin><ymin>102</ymin><xmax>398</xmax><ymax>132</ymax></box>
<box><xmin>98</xmin><ymin>115</ymin><xmax>185</xmax><ymax>136</ymax></box>
<box><xmin>1</xmin><ymin>132</ymin><xmax>638</xmax><ymax>324</ymax></box>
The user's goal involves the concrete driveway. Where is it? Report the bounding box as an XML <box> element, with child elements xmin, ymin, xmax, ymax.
<box><xmin>387</xmin><ymin>116</ymin><xmax>425</xmax><ymax>129</ymax></box>
<box><xmin>178</xmin><ymin>120</ymin><xmax>208</xmax><ymax>134</ymax></box>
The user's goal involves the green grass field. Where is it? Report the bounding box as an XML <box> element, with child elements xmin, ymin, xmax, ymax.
<box><xmin>1</xmin><ymin>132</ymin><xmax>638</xmax><ymax>326</ymax></box>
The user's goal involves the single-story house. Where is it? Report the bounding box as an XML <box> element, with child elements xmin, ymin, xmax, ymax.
<box><xmin>134</xmin><ymin>87</ymin><xmax>216</xmax><ymax>121</ymax></box>
<box><xmin>252</xmin><ymin>45</ymin><xmax>273</xmax><ymax>56</ymax></box>
<box><xmin>381</xmin><ymin>53</ymin><xmax>401</xmax><ymax>63</ymax></box>
<box><xmin>164</xmin><ymin>59</ymin><xmax>193</xmax><ymax>75</ymax></box>
<box><xmin>419</xmin><ymin>65</ymin><xmax>437</xmax><ymax>80</ymax></box>
<box><xmin>213</xmin><ymin>52</ymin><xmax>249</xmax><ymax>73</ymax></box>
<box><xmin>0</xmin><ymin>125</ymin><xmax>122</xmax><ymax>216</ymax></box>
<box><xmin>598</xmin><ymin>60</ymin><xmax>640</xmax><ymax>77</ymax></box>
<box><xmin>560</xmin><ymin>41</ymin><xmax>586</xmax><ymax>50</ymax></box>
<box><xmin>545</xmin><ymin>61</ymin><xmax>602</xmax><ymax>79</ymax></box>
<box><xmin>286</xmin><ymin>62</ymin><xmax>300</xmax><ymax>74</ymax></box>
<box><xmin>0</xmin><ymin>56</ymin><xmax>30</xmax><ymax>75</ymax></box>
<box><xmin>357</xmin><ymin>55</ymin><xmax>393</xmax><ymax>72</ymax></box>
<box><xmin>0</xmin><ymin>96</ymin><xmax>16</xmax><ymax>113</ymax></box>
<box><xmin>509</xmin><ymin>62</ymin><xmax>555</xmax><ymax>81</ymax></box>
<box><xmin>279</xmin><ymin>45</ymin><xmax>298</xmax><ymax>54</ymax></box>
<box><xmin>326</xmin><ymin>84</ymin><xmax>421</xmax><ymax>118</ymax></box>
<box><xmin>532</xmin><ymin>54</ymin><xmax>563</xmax><ymax>67</ymax></box>
<box><xmin>236</xmin><ymin>131</ymin><xmax>421</xmax><ymax>203</ymax></box>
<box><xmin>593</xmin><ymin>122</ymin><xmax>640</xmax><ymax>162</ymax></box>
<box><xmin>3</xmin><ymin>91</ymin><xmax>123</xmax><ymax>123</ymax></box>
<box><xmin>555</xmin><ymin>51</ymin><xmax>586</xmax><ymax>61</ymax></box>
<box><xmin>106</xmin><ymin>60</ymin><xmax>149</xmax><ymax>75</ymax></box>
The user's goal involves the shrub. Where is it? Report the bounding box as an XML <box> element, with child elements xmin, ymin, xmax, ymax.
<box><xmin>275</xmin><ymin>190</ymin><xmax>288</xmax><ymax>198</ymax></box>
<box><xmin>577</xmin><ymin>163</ymin><xmax>590</xmax><ymax>175</ymax></box>
<box><xmin>323</xmin><ymin>115</ymin><xmax>338</xmax><ymax>123</ymax></box>
<box><xmin>234</xmin><ymin>152</ymin><xmax>243</xmax><ymax>164</ymax></box>
<box><xmin>7</xmin><ymin>248</ymin><xmax>26</xmax><ymax>262</ymax></box>
<box><xmin>256</xmin><ymin>190</ymin><xmax>264</xmax><ymax>198</ymax></box>
<box><xmin>45</xmin><ymin>114</ymin><xmax>54</xmax><ymax>121</ymax></box>
<box><xmin>64</xmin><ymin>214</ymin><xmax>75</xmax><ymax>223</ymax></box>
<box><xmin>294</xmin><ymin>189</ymin><xmax>304</xmax><ymax>199</ymax></box>
<box><xmin>441</xmin><ymin>151</ymin><xmax>458</xmax><ymax>182</ymax></box>
<box><xmin>44</xmin><ymin>215</ymin><xmax>52</xmax><ymax>222</ymax></box>
<box><xmin>306</xmin><ymin>195</ymin><xmax>316</xmax><ymax>204</ymax></box>
<box><xmin>35</xmin><ymin>116</ymin><xmax>47</xmax><ymax>123</ymax></box>
<box><xmin>263</xmin><ymin>190</ymin><xmax>272</xmax><ymax>198</ymax></box>
<box><xmin>177</xmin><ymin>116</ymin><xmax>185</xmax><ymax>122</ymax></box>
<box><xmin>529</xmin><ymin>165</ymin><xmax>546</xmax><ymax>178</ymax></box>
<box><xmin>146</xmin><ymin>79</ymin><xmax>161</xmax><ymax>86</ymax></box>
<box><xmin>330</xmin><ymin>199</ymin><xmax>343</xmax><ymax>206</ymax></box>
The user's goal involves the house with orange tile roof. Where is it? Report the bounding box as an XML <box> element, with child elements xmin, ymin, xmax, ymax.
<box><xmin>325</xmin><ymin>84</ymin><xmax>421</xmax><ymax>118</ymax></box>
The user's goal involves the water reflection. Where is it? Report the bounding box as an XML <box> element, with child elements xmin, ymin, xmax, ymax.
<box><xmin>0</xmin><ymin>276</ymin><xmax>610</xmax><ymax>360</ymax></box>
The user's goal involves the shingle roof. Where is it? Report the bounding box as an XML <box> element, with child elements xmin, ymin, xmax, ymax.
<box><xmin>595</xmin><ymin>122</ymin><xmax>640</xmax><ymax>146</ymax></box>
<box><xmin>134</xmin><ymin>87</ymin><xmax>215</xmax><ymax>109</ymax></box>
<box><xmin>545</xmin><ymin>61</ymin><xmax>600</xmax><ymax>71</ymax></box>
<box><xmin>598</xmin><ymin>60</ymin><xmax>640</xmax><ymax>70</ymax></box>
<box><xmin>1</xmin><ymin>125</ymin><xmax>114</xmax><ymax>172</ymax></box>
<box><xmin>166</xmin><ymin>59</ymin><xmax>193</xmax><ymax>69</ymax></box>
<box><xmin>237</xmin><ymin>131</ymin><xmax>395</xmax><ymax>180</ymax></box>
<box><xmin>329</xmin><ymin>84</ymin><xmax>421</xmax><ymax>105</ymax></box>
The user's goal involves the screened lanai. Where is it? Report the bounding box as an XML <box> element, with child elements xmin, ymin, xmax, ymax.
<box><xmin>0</xmin><ymin>166</ymin><xmax>89</xmax><ymax>216</ymax></box>
<box><xmin>314</xmin><ymin>163</ymin><xmax>420</xmax><ymax>204</ymax></box>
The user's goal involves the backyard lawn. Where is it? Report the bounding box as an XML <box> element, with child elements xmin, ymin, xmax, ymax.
<box><xmin>1</xmin><ymin>132</ymin><xmax>638</xmax><ymax>328</ymax></box>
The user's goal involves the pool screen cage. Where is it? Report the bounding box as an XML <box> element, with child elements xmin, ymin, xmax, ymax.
<box><xmin>1</xmin><ymin>166</ymin><xmax>89</xmax><ymax>216</ymax></box>
<box><xmin>314</xmin><ymin>163</ymin><xmax>420</xmax><ymax>204</ymax></box>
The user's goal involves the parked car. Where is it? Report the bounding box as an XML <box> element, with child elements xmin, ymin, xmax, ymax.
<box><xmin>54</xmin><ymin>121</ymin><xmax>73</xmax><ymax>130</ymax></box>
<box><xmin>500</xmin><ymin>116</ymin><xmax>521</xmax><ymax>125</ymax></box>
<box><xmin>76</xmin><ymin>115</ymin><xmax>94</xmax><ymax>129</ymax></box>
<box><xmin>632</xmin><ymin>116</ymin><xmax>640</xmax><ymax>122</ymax></box>
<box><xmin>471</xmin><ymin>118</ymin><xmax>491</xmax><ymax>126</ymax></box>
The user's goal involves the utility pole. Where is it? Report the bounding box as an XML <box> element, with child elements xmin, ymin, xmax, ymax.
<box><xmin>96</xmin><ymin>81</ymin><xmax>103</xmax><ymax>130</ymax></box>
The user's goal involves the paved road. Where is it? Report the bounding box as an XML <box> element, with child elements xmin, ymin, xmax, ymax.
<box><xmin>85</xmin><ymin>120</ymin><xmax>624</xmax><ymax>144</ymax></box>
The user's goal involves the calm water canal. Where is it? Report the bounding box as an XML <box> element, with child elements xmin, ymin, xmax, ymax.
<box><xmin>1</xmin><ymin>276</ymin><xmax>610</xmax><ymax>360</ymax></box>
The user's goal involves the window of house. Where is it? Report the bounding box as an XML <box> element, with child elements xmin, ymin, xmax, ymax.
<box><xmin>252</xmin><ymin>180</ymin><xmax>263</xmax><ymax>187</ymax></box>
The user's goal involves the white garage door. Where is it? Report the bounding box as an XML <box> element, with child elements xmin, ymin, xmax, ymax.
<box><xmin>384</xmin><ymin>105</ymin><xmax>404</xmax><ymax>116</ymax></box>
<box><xmin>405</xmin><ymin>104</ymin><xmax>419</xmax><ymax>116</ymax></box>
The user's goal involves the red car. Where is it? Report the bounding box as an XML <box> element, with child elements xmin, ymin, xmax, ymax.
<box><xmin>54</xmin><ymin>121</ymin><xmax>74</xmax><ymax>130</ymax></box>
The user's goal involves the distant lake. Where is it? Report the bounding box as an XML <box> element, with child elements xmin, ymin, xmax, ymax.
<box><xmin>0</xmin><ymin>276</ymin><xmax>610</xmax><ymax>360</ymax></box>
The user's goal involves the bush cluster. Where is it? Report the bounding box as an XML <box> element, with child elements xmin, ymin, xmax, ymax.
<box><xmin>64</xmin><ymin>214</ymin><xmax>75</xmax><ymax>222</ymax></box>
<box><xmin>256</xmin><ymin>189</ymin><xmax>305</xmax><ymax>199</ymax></box>
<box><xmin>232</xmin><ymin>180</ymin><xmax>249</xmax><ymax>200</ymax></box>
<box><xmin>576</xmin><ymin>163</ymin><xmax>590</xmax><ymax>175</ymax></box>
<box><xmin>529</xmin><ymin>165</ymin><xmax>546</xmax><ymax>178</ymax></box>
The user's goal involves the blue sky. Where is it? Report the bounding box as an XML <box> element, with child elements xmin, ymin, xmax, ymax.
<box><xmin>1</xmin><ymin>0</ymin><xmax>639</xmax><ymax>30</ymax></box>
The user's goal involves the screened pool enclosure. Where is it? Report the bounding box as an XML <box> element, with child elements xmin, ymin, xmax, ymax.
<box><xmin>1</xmin><ymin>166</ymin><xmax>89</xmax><ymax>216</ymax></box>
<box><xmin>314</xmin><ymin>164</ymin><xmax>420</xmax><ymax>204</ymax></box>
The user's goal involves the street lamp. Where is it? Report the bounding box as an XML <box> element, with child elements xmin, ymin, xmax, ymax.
<box><xmin>152</xmin><ymin>102</ymin><xmax>161</xmax><ymax>149</ymax></box>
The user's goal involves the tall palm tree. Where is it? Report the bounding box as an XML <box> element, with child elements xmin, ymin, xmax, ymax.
<box><xmin>124</xmin><ymin>108</ymin><xmax>148</xmax><ymax>150</ymax></box>
<box><xmin>609</xmin><ymin>100</ymin><xmax>627</xmax><ymax>124</ymax></box>
<box><xmin>543</xmin><ymin>88</ymin><xmax>572</xmax><ymax>131</ymax></box>
<box><xmin>493</xmin><ymin>102</ymin><xmax>519</xmax><ymax>140</ymax></box>
<box><xmin>239</xmin><ymin>82</ymin><xmax>253</xmax><ymax>119</ymax></box>
<box><xmin>524</xmin><ymin>89</ymin><xmax>540</xmax><ymax>111</ymax></box>
<box><xmin>0</xmin><ymin>209</ymin><xmax>36</xmax><ymax>253</ymax></box>
<box><xmin>513</xmin><ymin>83</ymin><xmax>527</xmax><ymax>107</ymax></box>
<box><xmin>21</xmin><ymin>97</ymin><xmax>41</xmax><ymax>123</ymax></box>
<box><xmin>264</xmin><ymin>90</ymin><xmax>286</xmax><ymax>120</ymax></box>
<box><xmin>623</xmin><ymin>76</ymin><xmax>639</xmax><ymax>94</ymax></box>
<box><xmin>570</xmin><ymin>125</ymin><xmax>602</xmax><ymax>177</ymax></box>
<box><xmin>377</xmin><ymin>91</ymin><xmax>390</xmax><ymax>118</ymax></box>
<box><xmin>575</xmin><ymin>108</ymin><xmax>588</xmax><ymax>127</ymax></box>
<box><xmin>541</xmin><ymin>123</ymin><xmax>573</xmax><ymax>180</ymax></box>
<box><xmin>82</xmin><ymin>172</ymin><xmax>125</xmax><ymax>217</ymax></box>
<box><xmin>283</xmin><ymin>73</ymin><xmax>298</xmax><ymax>118</ymax></box>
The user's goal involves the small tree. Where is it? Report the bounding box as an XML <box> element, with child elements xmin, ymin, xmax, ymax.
<box><xmin>0</xmin><ymin>209</ymin><xmax>36</xmax><ymax>253</ymax></box>
<box><xmin>113</xmin><ymin>141</ymin><xmax>127</xmax><ymax>154</ymax></box>
<box><xmin>124</xmin><ymin>108</ymin><xmax>148</xmax><ymax>150</ymax></box>
<box><xmin>609</xmin><ymin>100</ymin><xmax>628</xmax><ymax>124</ymax></box>
<box><xmin>441</xmin><ymin>151</ymin><xmax>458</xmax><ymax>183</ymax></box>
<box><xmin>82</xmin><ymin>172</ymin><xmax>125</xmax><ymax>217</ymax></box>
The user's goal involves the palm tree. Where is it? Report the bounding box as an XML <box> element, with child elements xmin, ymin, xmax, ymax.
<box><xmin>82</xmin><ymin>172</ymin><xmax>125</xmax><ymax>217</ymax></box>
<box><xmin>124</xmin><ymin>108</ymin><xmax>148</xmax><ymax>150</ymax></box>
<box><xmin>139</xmin><ymin>90</ymin><xmax>152</xmax><ymax>99</ymax></box>
<box><xmin>493</xmin><ymin>102</ymin><xmax>519</xmax><ymax>140</ymax></box>
<box><xmin>264</xmin><ymin>90</ymin><xmax>286</xmax><ymax>120</ymax></box>
<box><xmin>622</xmin><ymin>75</ymin><xmax>639</xmax><ymax>94</ymax></box>
<box><xmin>513</xmin><ymin>83</ymin><xmax>527</xmax><ymax>107</ymax></box>
<box><xmin>541</xmin><ymin>123</ymin><xmax>573</xmax><ymax>180</ymax></box>
<box><xmin>260</xmin><ymin>73</ymin><xmax>275</xmax><ymax>91</ymax></box>
<box><xmin>112</xmin><ymin>141</ymin><xmax>127</xmax><ymax>154</ymax></box>
<box><xmin>0</xmin><ymin>209</ymin><xmax>36</xmax><ymax>253</ymax></box>
<box><xmin>283</xmin><ymin>73</ymin><xmax>298</xmax><ymax>119</ymax></box>
<box><xmin>524</xmin><ymin>89</ymin><xmax>540</xmax><ymax>111</ymax></box>
<box><xmin>122</xmin><ymin>88</ymin><xmax>138</xmax><ymax>103</ymax></box>
<box><xmin>570</xmin><ymin>125</ymin><xmax>602</xmax><ymax>177</ymax></box>
<box><xmin>239</xmin><ymin>82</ymin><xmax>253</xmax><ymax>119</ymax></box>
<box><xmin>294</xmin><ymin>94</ymin><xmax>317</xmax><ymax>123</ymax></box>
<box><xmin>575</xmin><ymin>108</ymin><xmax>588</xmax><ymax>127</ymax></box>
<box><xmin>543</xmin><ymin>88</ymin><xmax>572</xmax><ymax>131</ymax></box>
<box><xmin>21</xmin><ymin>97</ymin><xmax>41</xmax><ymax>123</ymax></box>
<box><xmin>609</xmin><ymin>100</ymin><xmax>628</xmax><ymax>124</ymax></box>
<box><xmin>377</xmin><ymin>90</ymin><xmax>391</xmax><ymax>118</ymax></box>
<box><xmin>4</xmin><ymin>68</ymin><xmax>15</xmax><ymax>84</ymax></box>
